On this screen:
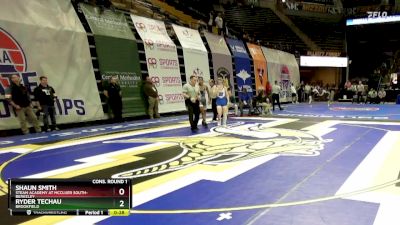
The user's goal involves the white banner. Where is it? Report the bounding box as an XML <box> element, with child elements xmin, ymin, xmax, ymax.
<box><xmin>172</xmin><ymin>25</ymin><xmax>211</xmax><ymax>84</ymax></box>
<box><xmin>0</xmin><ymin>0</ymin><xmax>104</xmax><ymax>130</ymax></box>
<box><xmin>262</xmin><ymin>47</ymin><xmax>300</xmax><ymax>102</ymax></box>
<box><xmin>203</xmin><ymin>32</ymin><xmax>234</xmax><ymax>93</ymax></box>
<box><xmin>131</xmin><ymin>15</ymin><xmax>185</xmax><ymax>113</ymax></box>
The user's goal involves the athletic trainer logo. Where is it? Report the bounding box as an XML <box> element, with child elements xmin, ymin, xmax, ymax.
<box><xmin>151</xmin><ymin>76</ymin><xmax>160</xmax><ymax>87</ymax></box>
<box><xmin>147</xmin><ymin>58</ymin><xmax>157</xmax><ymax>68</ymax></box>
<box><xmin>106</xmin><ymin>123</ymin><xmax>326</xmax><ymax>178</ymax></box>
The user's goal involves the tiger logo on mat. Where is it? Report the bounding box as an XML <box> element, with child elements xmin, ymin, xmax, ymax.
<box><xmin>104</xmin><ymin>123</ymin><xmax>326</xmax><ymax>178</ymax></box>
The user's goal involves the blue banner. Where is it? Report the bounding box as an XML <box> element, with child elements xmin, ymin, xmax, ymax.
<box><xmin>226</xmin><ymin>38</ymin><xmax>253</xmax><ymax>100</ymax></box>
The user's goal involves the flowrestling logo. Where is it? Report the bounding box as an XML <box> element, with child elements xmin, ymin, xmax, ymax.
<box><xmin>0</xmin><ymin>27</ymin><xmax>86</xmax><ymax>118</ymax></box>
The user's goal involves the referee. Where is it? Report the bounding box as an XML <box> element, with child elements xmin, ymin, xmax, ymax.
<box><xmin>272</xmin><ymin>80</ymin><xmax>283</xmax><ymax>111</ymax></box>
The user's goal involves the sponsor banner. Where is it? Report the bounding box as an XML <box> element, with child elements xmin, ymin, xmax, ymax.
<box><xmin>226</xmin><ymin>38</ymin><xmax>253</xmax><ymax>99</ymax></box>
<box><xmin>131</xmin><ymin>15</ymin><xmax>185</xmax><ymax>113</ymax></box>
<box><xmin>172</xmin><ymin>25</ymin><xmax>211</xmax><ymax>82</ymax></box>
<box><xmin>0</xmin><ymin>0</ymin><xmax>104</xmax><ymax>130</ymax></box>
<box><xmin>285</xmin><ymin>0</ymin><xmax>341</xmax><ymax>14</ymax></box>
<box><xmin>80</xmin><ymin>3</ymin><xmax>134</xmax><ymax>40</ymax></box>
<box><xmin>81</xmin><ymin>4</ymin><xmax>145</xmax><ymax>116</ymax></box>
<box><xmin>262</xmin><ymin>47</ymin><xmax>300</xmax><ymax>102</ymax></box>
<box><xmin>204</xmin><ymin>32</ymin><xmax>234</xmax><ymax>94</ymax></box>
<box><xmin>307</xmin><ymin>51</ymin><xmax>342</xmax><ymax>57</ymax></box>
<box><xmin>247</xmin><ymin>43</ymin><xmax>267</xmax><ymax>91</ymax></box>
<box><xmin>95</xmin><ymin>37</ymin><xmax>145</xmax><ymax>116</ymax></box>
<box><xmin>204</xmin><ymin>32</ymin><xmax>231</xmax><ymax>55</ymax></box>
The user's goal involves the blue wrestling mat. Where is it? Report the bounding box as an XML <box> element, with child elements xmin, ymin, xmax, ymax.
<box><xmin>274</xmin><ymin>102</ymin><xmax>400</xmax><ymax>120</ymax></box>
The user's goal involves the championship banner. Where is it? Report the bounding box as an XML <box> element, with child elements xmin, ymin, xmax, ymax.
<box><xmin>226</xmin><ymin>38</ymin><xmax>253</xmax><ymax>99</ymax></box>
<box><xmin>81</xmin><ymin>4</ymin><xmax>145</xmax><ymax>117</ymax></box>
<box><xmin>0</xmin><ymin>0</ymin><xmax>104</xmax><ymax>130</ymax></box>
<box><xmin>131</xmin><ymin>15</ymin><xmax>185</xmax><ymax>113</ymax></box>
<box><xmin>172</xmin><ymin>25</ymin><xmax>211</xmax><ymax>84</ymax></box>
<box><xmin>262</xmin><ymin>47</ymin><xmax>300</xmax><ymax>102</ymax></box>
<box><xmin>204</xmin><ymin>32</ymin><xmax>234</xmax><ymax>94</ymax></box>
<box><xmin>247</xmin><ymin>43</ymin><xmax>267</xmax><ymax>91</ymax></box>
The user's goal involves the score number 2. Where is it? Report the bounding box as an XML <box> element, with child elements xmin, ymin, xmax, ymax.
<box><xmin>118</xmin><ymin>188</ymin><xmax>126</xmax><ymax>208</ymax></box>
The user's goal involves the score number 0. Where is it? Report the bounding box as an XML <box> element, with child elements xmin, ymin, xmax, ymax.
<box><xmin>119</xmin><ymin>188</ymin><xmax>126</xmax><ymax>208</ymax></box>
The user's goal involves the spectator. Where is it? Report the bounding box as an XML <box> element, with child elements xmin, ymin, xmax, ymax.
<box><xmin>304</xmin><ymin>83</ymin><xmax>311</xmax><ymax>104</ymax></box>
<box><xmin>5</xmin><ymin>74</ymin><xmax>41</xmax><ymax>134</ymax></box>
<box><xmin>227</xmin><ymin>87</ymin><xmax>238</xmax><ymax>116</ymax></box>
<box><xmin>183</xmin><ymin>75</ymin><xmax>200</xmax><ymax>131</ymax></box>
<box><xmin>291</xmin><ymin>83</ymin><xmax>298</xmax><ymax>104</ymax></box>
<box><xmin>368</xmin><ymin>88</ymin><xmax>378</xmax><ymax>104</ymax></box>
<box><xmin>356</xmin><ymin>81</ymin><xmax>365</xmax><ymax>104</ymax></box>
<box><xmin>143</xmin><ymin>76</ymin><xmax>160</xmax><ymax>119</ymax></box>
<box><xmin>215</xmin><ymin>13</ymin><xmax>223</xmax><ymax>35</ymax></box>
<box><xmin>104</xmin><ymin>76</ymin><xmax>122</xmax><ymax>122</ymax></box>
<box><xmin>272</xmin><ymin>80</ymin><xmax>283</xmax><ymax>110</ymax></box>
<box><xmin>33</xmin><ymin>76</ymin><xmax>59</xmax><ymax>132</ymax></box>
<box><xmin>239</xmin><ymin>87</ymin><xmax>253</xmax><ymax>116</ymax></box>
<box><xmin>208</xmin><ymin>11</ymin><xmax>214</xmax><ymax>32</ymax></box>
<box><xmin>378</xmin><ymin>88</ymin><xmax>386</xmax><ymax>104</ymax></box>
<box><xmin>255</xmin><ymin>89</ymin><xmax>272</xmax><ymax>115</ymax></box>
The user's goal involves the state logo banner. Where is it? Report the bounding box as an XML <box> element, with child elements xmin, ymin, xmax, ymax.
<box><xmin>0</xmin><ymin>0</ymin><xmax>104</xmax><ymax>130</ymax></box>
<box><xmin>226</xmin><ymin>38</ymin><xmax>253</xmax><ymax>100</ymax></box>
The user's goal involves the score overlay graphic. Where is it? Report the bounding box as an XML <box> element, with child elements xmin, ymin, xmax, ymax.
<box><xmin>8</xmin><ymin>179</ymin><xmax>131</xmax><ymax>216</ymax></box>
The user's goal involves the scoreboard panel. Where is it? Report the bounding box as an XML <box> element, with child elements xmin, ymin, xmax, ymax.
<box><xmin>8</xmin><ymin>179</ymin><xmax>131</xmax><ymax>216</ymax></box>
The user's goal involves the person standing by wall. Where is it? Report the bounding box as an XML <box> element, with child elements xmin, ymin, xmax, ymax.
<box><xmin>291</xmin><ymin>83</ymin><xmax>298</xmax><ymax>104</ymax></box>
<box><xmin>208</xmin><ymin>11</ymin><xmax>214</xmax><ymax>32</ymax></box>
<box><xmin>356</xmin><ymin>80</ymin><xmax>365</xmax><ymax>104</ymax></box>
<box><xmin>33</xmin><ymin>76</ymin><xmax>59</xmax><ymax>132</ymax></box>
<box><xmin>272</xmin><ymin>80</ymin><xmax>283</xmax><ymax>111</ymax></box>
<box><xmin>215</xmin><ymin>13</ymin><xmax>223</xmax><ymax>35</ymax></box>
<box><xmin>209</xmin><ymin>79</ymin><xmax>218</xmax><ymax>121</ymax></box>
<box><xmin>5</xmin><ymin>74</ymin><xmax>41</xmax><ymax>134</ymax></box>
<box><xmin>104</xmin><ymin>76</ymin><xmax>123</xmax><ymax>122</ymax></box>
<box><xmin>198</xmin><ymin>77</ymin><xmax>210</xmax><ymax>126</ymax></box>
<box><xmin>143</xmin><ymin>76</ymin><xmax>160</xmax><ymax>119</ymax></box>
<box><xmin>183</xmin><ymin>75</ymin><xmax>200</xmax><ymax>131</ymax></box>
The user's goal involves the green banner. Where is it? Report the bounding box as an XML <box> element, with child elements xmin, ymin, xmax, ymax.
<box><xmin>81</xmin><ymin>4</ymin><xmax>145</xmax><ymax>116</ymax></box>
<box><xmin>80</xmin><ymin>3</ymin><xmax>134</xmax><ymax>40</ymax></box>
